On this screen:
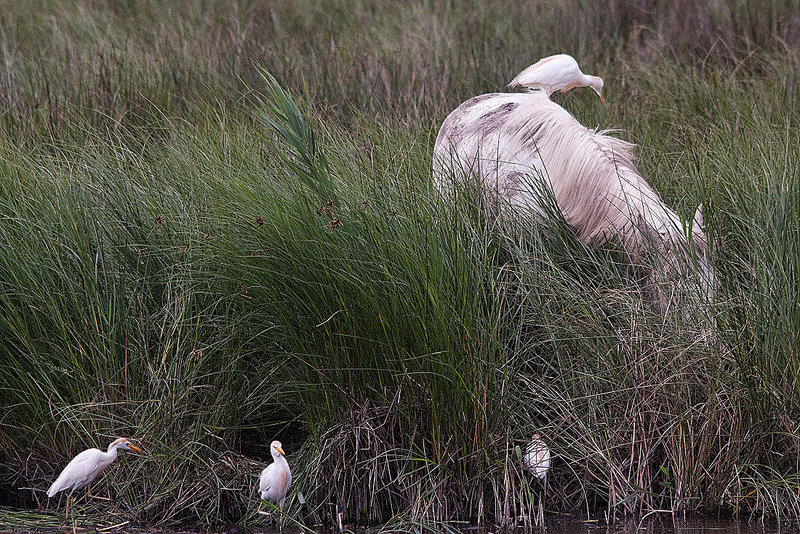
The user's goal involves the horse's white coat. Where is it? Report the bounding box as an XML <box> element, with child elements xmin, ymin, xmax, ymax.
<box><xmin>433</xmin><ymin>91</ymin><xmax>714</xmax><ymax>308</ymax></box>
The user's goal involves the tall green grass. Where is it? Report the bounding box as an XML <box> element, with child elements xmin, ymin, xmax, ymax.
<box><xmin>1</xmin><ymin>0</ymin><xmax>799</xmax><ymax>530</ymax></box>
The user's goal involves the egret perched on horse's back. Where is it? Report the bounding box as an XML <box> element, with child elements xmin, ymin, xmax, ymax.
<box><xmin>259</xmin><ymin>440</ymin><xmax>292</xmax><ymax>526</ymax></box>
<box><xmin>507</xmin><ymin>54</ymin><xmax>604</xmax><ymax>101</ymax></box>
<box><xmin>47</xmin><ymin>437</ymin><xmax>141</xmax><ymax>518</ymax></box>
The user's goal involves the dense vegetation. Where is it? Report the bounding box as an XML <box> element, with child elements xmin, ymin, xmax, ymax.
<box><xmin>1</xmin><ymin>0</ymin><xmax>799</xmax><ymax>530</ymax></box>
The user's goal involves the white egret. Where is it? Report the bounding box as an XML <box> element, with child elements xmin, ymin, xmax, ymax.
<box><xmin>259</xmin><ymin>440</ymin><xmax>292</xmax><ymax>527</ymax></box>
<box><xmin>507</xmin><ymin>54</ymin><xmax>604</xmax><ymax>102</ymax></box>
<box><xmin>522</xmin><ymin>434</ymin><xmax>551</xmax><ymax>483</ymax></box>
<box><xmin>46</xmin><ymin>437</ymin><xmax>141</xmax><ymax>519</ymax></box>
<box><xmin>522</xmin><ymin>434</ymin><xmax>551</xmax><ymax>526</ymax></box>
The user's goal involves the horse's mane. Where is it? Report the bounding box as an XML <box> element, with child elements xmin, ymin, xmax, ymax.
<box><xmin>457</xmin><ymin>93</ymin><xmax>689</xmax><ymax>250</ymax></box>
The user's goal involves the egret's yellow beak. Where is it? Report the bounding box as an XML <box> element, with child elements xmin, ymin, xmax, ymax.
<box><xmin>128</xmin><ymin>444</ymin><xmax>142</xmax><ymax>453</ymax></box>
<box><xmin>600</xmin><ymin>92</ymin><xmax>606</xmax><ymax>104</ymax></box>
<box><xmin>276</xmin><ymin>446</ymin><xmax>285</xmax><ymax>455</ymax></box>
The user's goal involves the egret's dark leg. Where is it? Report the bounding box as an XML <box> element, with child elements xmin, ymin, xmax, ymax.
<box><xmin>537</xmin><ymin>474</ymin><xmax>547</xmax><ymax>526</ymax></box>
<box><xmin>67</xmin><ymin>489</ymin><xmax>77</xmax><ymax>534</ymax></box>
<box><xmin>65</xmin><ymin>489</ymin><xmax>74</xmax><ymax>519</ymax></box>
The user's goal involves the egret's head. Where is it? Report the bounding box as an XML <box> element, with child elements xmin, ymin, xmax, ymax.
<box><xmin>111</xmin><ymin>437</ymin><xmax>142</xmax><ymax>453</ymax></box>
<box><xmin>588</xmin><ymin>75</ymin><xmax>604</xmax><ymax>103</ymax></box>
<box><xmin>270</xmin><ymin>440</ymin><xmax>285</xmax><ymax>457</ymax></box>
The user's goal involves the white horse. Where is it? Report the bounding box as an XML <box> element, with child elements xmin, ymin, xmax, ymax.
<box><xmin>433</xmin><ymin>91</ymin><xmax>714</xmax><ymax>312</ymax></box>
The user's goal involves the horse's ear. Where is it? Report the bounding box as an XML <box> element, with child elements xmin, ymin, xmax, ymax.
<box><xmin>693</xmin><ymin>204</ymin><xmax>704</xmax><ymax>229</ymax></box>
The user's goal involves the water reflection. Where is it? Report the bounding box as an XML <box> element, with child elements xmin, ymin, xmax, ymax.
<box><xmin>484</xmin><ymin>516</ymin><xmax>787</xmax><ymax>534</ymax></box>
<box><xmin>243</xmin><ymin>517</ymin><xmax>790</xmax><ymax>534</ymax></box>
<box><xmin>2</xmin><ymin>516</ymin><xmax>790</xmax><ymax>534</ymax></box>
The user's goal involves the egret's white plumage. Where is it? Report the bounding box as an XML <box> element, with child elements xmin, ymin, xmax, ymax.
<box><xmin>523</xmin><ymin>434</ymin><xmax>551</xmax><ymax>483</ymax></box>
<box><xmin>522</xmin><ymin>434</ymin><xmax>551</xmax><ymax>526</ymax></box>
<box><xmin>508</xmin><ymin>54</ymin><xmax>604</xmax><ymax>101</ymax></box>
<box><xmin>259</xmin><ymin>440</ymin><xmax>292</xmax><ymax>522</ymax></box>
<box><xmin>46</xmin><ymin>437</ymin><xmax>141</xmax><ymax>520</ymax></box>
<box><xmin>433</xmin><ymin>91</ymin><xmax>715</xmax><ymax>311</ymax></box>
<box><xmin>47</xmin><ymin>437</ymin><xmax>141</xmax><ymax>498</ymax></box>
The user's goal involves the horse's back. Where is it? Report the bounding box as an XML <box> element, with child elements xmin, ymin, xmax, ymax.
<box><xmin>432</xmin><ymin>91</ymin><xmax>717</xmax><ymax>314</ymax></box>
<box><xmin>433</xmin><ymin>91</ymin><xmax>574</xmax><ymax>215</ymax></box>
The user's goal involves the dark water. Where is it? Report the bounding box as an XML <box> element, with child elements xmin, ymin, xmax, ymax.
<box><xmin>245</xmin><ymin>517</ymin><xmax>794</xmax><ymax>534</ymax></box>
<box><xmin>515</xmin><ymin>516</ymin><xmax>790</xmax><ymax>534</ymax></box>
<box><xmin>1</xmin><ymin>517</ymin><xmax>794</xmax><ymax>534</ymax></box>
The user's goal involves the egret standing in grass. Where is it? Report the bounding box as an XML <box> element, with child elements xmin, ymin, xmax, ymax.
<box><xmin>259</xmin><ymin>440</ymin><xmax>292</xmax><ymax>528</ymax></box>
<box><xmin>46</xmin><ymin>437</ymin><xmax>141</xmax><ymax>519</ymax></box>
<box><xmin>522</xmin><ymin>434</ymin><xmax>551</xmax><ymax>526</ymax></box>
<box><xmin>523</xmin><ymin>434</ymin><xmax>551</xmax><ymax>482</ymax></box>
<box><xmin>507</xmin><ymin>53</ymin><xmax>604</xmax><ymax>101</ymax></box>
